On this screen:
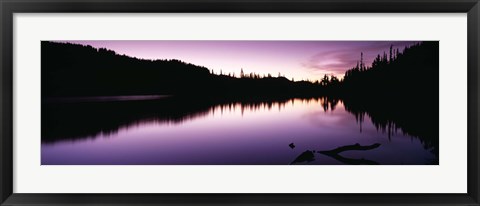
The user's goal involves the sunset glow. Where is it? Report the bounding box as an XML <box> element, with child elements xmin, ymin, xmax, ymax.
<box><xmin>63</xmin><ymin>41</ymin><xmax>417</xmax><ymax>81</ymax></box>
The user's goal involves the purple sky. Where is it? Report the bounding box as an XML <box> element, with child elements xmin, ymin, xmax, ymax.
<box><xmin>65</xmin><ymin>40</ymin><xmax>417</xmax><ymax>81</ymax></box>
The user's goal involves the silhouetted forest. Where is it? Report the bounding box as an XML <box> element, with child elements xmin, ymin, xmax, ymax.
<box><xmin>42</xmin><ymin>41</ymin><xmax>437</xmax><ymax>99</ymax></box>
<box><xmin>343</xmin><ymin>42</ymin><xmax>438</xmax><ymax>99</ymax></box>
<box><xmin>42</xmin><ymin>41</ymin><xmax>325</xmax><ymax>98</ymax></box>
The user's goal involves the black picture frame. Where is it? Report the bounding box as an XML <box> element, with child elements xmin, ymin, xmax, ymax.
<box><xmin>1</xmin><ymin>0</ymin><xmax>479</xmax><ymax>205</ymax></box>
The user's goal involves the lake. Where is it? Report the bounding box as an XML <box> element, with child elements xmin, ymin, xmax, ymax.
<box><xmin>41</xmin><ymin>96</ymin><xmax>438</xmax><ymax>165</ymax></box>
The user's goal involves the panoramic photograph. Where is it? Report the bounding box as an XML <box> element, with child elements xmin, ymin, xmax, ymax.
<box><xmin>41</xmin><ymin>40</ymin><xmax>439</xmax><ymax>165</ymax></box>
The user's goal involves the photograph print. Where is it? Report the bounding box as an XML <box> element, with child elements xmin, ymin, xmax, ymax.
<box><xmin>41</xmin><ymin>40</ymin><xmax>439</xmax><ymax>165</ymax></box>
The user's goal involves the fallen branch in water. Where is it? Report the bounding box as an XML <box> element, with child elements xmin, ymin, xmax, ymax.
<box><xmin>319</xmin><ymin>143</ymin><xmax>381</xmax><ymax>155</ymax></box>
<box><xmin>318</xmin><ymin>143</ymin><xmax>381</xmax><ymax>165</ymax></box>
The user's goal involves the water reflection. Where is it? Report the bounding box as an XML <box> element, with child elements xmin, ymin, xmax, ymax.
<box><xmin>42</xmin><ymin>96</ymin><xmax>438</xmax><ymax>165</ymax></box>
<box><xmin>42</xmin><ymin>96</ymin><xmax>295</xmax><ymax>143</ymax></box>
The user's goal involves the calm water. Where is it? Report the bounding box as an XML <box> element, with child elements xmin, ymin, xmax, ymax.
<box><xmin>41</xmin><ymin>97</ymin><xmax>438</xmax><ymax>165</ymax></box>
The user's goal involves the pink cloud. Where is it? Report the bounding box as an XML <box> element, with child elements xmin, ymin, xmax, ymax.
<box><xmin>302</xmin><ymin>41</ymin><xmax>418</xmax><ymax>77</ymax></box>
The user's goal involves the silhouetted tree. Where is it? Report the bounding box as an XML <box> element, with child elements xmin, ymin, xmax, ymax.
<box><xmin>389</xmin><ymin>45</ymin><xmax>393</xmax><ymax>62</ymax></box>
